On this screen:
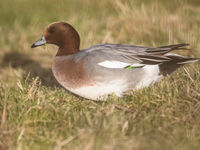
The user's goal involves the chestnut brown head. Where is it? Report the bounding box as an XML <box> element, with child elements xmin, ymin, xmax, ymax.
<box><xmin>31</xmin><ymin>22</ymin><xmax>80</xmax><ymax>55</ymax></box>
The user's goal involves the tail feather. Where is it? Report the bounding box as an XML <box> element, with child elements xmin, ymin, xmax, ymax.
<box><xmin>158</xmin><ymin>43</ymin><xmax>189</xmax><ymax>49</ymax></box>
<box><xmin>159</xmin><ymin>53</ymin><xmax>200</xmax><ymax>75</ymax></box>
<box><xmin>166</xmin><ymin>53</ymin><xmax>200</xmax><ymax>64</ymax></box>
<box><xmin>142</xmin><ymin>43</ymin><xmax>199</xmax><ymax>75</ymax></box>
<box><xmin>146</xmin><ymin>43</ymin><xmax>190</xmax><ymax>55</ymax></box>
<box><xmin>177</xmin><ymin>58</ymin><xmax>200</xmax><ymax>64</ymax></box>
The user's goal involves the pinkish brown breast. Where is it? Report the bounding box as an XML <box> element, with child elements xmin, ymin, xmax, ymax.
<box><xmin>52</xmin><ymin>56</ymin><xmax>94</xmax><ymax>90</ymax></box>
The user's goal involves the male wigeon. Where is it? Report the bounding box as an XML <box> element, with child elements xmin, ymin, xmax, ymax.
<box><xmin>31</xmin><ymin>22</ymin><xmax>199</xmax><ymax>100</ymax></box>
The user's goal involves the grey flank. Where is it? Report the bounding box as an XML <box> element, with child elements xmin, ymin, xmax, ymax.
<box><xmin>73</xmin><ymin>43</ymin><xmax>199</xmax><ymax>89</ymax></box>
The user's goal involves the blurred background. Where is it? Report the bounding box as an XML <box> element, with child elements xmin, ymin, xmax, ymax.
<box><xmin>1</xmin><ymin>0</ymin><xmax>200</xmax><ymax>150</ymax></box>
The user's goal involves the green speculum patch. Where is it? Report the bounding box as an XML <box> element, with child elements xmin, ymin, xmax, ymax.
<box><xmin>125</xmin><ymin>66</ymin><xmax>135</xmax><ymax>70</ymax></box>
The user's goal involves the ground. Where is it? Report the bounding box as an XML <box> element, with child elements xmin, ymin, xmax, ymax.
<box><xmin>0</xmin><ymin>0</ymin><xmax>200</xmax><ymax>150</ymax></box>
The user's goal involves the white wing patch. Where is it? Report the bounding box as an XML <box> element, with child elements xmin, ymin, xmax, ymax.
<box><xmin>98</xmin><ymin>61</ymin><xmax>129</xmax><ymax>68</ymax></box>
<box><xmin>98</xmin><ymin>60</ymin><xmax>145</xmax><ymax>69</ymax></box>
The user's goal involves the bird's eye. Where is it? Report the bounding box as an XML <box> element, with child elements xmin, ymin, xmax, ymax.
<box><xmin>49</xmin><ymin>26</ymin><xmax>56</xmax><ymax>33</ymax></box>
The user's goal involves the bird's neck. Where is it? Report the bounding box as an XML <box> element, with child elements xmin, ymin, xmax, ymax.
<box><xmin>56</xmin><ymin>44</ymin><xmax>80</xmax><ymax>56</ymax></box>
<box><xmin>56</xmin><ymin>30</ymin><xmax>80</xmax><ymax>56</ymax></box>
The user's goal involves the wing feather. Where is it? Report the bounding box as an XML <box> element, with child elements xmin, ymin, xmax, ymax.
<box><xmin>76</xmin><ymin>43</ymin><xmax>192</xmax><ymax>68</ymax></box>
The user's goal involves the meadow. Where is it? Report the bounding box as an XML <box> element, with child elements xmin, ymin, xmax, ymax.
<box><xmin>0</xmin><ymin>0</ymin><xmax>200</xmax><ymax>149</ymax></box>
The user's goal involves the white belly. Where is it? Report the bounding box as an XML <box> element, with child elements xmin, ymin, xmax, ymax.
<box><xmin>69</xmin><ymin>80</ymin><xmax>128</xmax><ymax>101</ymax></box>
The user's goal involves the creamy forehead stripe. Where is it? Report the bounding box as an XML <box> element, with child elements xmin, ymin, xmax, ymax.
<box><xmin>98</xmin><ymin>61</ymin><xmax>145</xmax><ymax>68</ymax></box>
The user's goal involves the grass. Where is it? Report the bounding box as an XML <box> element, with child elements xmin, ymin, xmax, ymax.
<box><xmin>0</xmin><ymin>0</ymin><xmax>200</xmax><ymax>149</ymax></box>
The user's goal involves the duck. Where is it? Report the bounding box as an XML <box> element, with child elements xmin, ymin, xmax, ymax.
<box><xmin>31</xmin><ymin>21</ymin><xmax>199</xmax><ymax>101</ymax></box>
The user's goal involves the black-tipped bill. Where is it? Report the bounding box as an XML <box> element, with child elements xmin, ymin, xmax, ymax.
<box><xmin>31</xmin><ymin>36</ymin><xmax>46</xmax><ymax>48</ymax></box>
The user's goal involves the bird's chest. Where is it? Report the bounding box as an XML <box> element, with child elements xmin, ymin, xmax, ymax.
<box><xmin>52</xmin><ymin>56</ymin><xmax>93</xmax><ymax>90</ymax></box>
